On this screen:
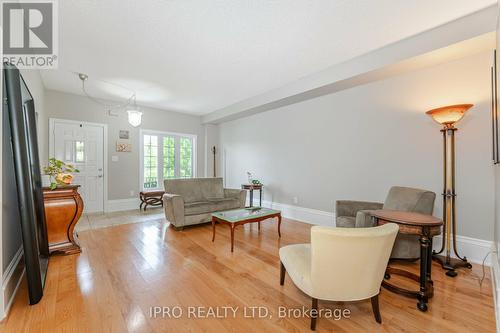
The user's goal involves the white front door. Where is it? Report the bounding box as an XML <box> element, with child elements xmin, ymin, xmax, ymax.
<box><xmin>51</xmin><ymin>119</ymin><xmax>105</xmax><ymax>213</ymax></box>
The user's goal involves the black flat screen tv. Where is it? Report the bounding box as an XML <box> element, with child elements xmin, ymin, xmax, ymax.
<box><xmin>3</xmin><ymin>63</ymin><xmax>49</xmax><ymax>304</ymax></box>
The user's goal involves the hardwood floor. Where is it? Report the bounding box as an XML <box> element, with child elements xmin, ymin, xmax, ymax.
<box><xmin>0</xmin><ymin>209</ymin><xmax>496</xmax><ymax>332</ymax></box>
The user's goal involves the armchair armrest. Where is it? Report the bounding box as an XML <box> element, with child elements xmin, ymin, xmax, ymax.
<box><xmin>163</xmin><ymin>193</ymin><xmax>185</xmax><ymax>227</ymax></box>
<box><xmin>224</xmin><ymin>188</ymin><xmax>247</xmax><ymax>208</ymax></box>
<box><xmin>335</xmin><ymin>200</ymin><xmax>383</xmax><ymax>218</ymax></box>
<box><xmin>355</xmin><ymin>209</ymin><xmax>381</xmax><ymax>228</ymax></box>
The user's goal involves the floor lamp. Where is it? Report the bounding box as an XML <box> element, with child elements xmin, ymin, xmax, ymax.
<box><xmin>426</xmin><ymin>104</ymin><xmax>473</xmax><ymax>277</ymax></box>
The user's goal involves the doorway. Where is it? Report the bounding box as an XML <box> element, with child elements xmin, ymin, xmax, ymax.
<box><xmin>49</xmin><ymin>118</ymin><xmax>107</xmax><ymax>213</ymax></box>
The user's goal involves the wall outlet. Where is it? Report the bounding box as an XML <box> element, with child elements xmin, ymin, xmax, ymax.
<box><xmin>130</xmin><ymin>190</ymin><xmax>135</xmax><ymax>197</ymax></box>
<box><xmin>112</xmin><ymin>155</ymin><xmax>119</xmax><ymax>162</ymax></box>
<box><xmin>293</xmin><ymin>196</ymin><xmax>299</xmax><ymax>205</ymax></box>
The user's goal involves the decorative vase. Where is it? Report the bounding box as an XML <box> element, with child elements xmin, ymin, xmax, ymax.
<box><xmin>247</xmin><ymin>172</ymin><xmax>253</xmax><ymax>184</ymax></box>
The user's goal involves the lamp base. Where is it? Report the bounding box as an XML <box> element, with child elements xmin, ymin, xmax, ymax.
<box><xmin>432</xmin><ymin>254</ymin><xmax>472</xmax><ymax>277</ymax></box>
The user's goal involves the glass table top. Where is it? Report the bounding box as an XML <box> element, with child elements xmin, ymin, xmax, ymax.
<box><xmin>212</xmin><ymin>207</ymin><xmax>280</xmax><ymax>223</ymax></box>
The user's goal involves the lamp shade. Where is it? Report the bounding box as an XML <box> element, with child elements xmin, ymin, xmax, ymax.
<box><xmin>127</xmin><ymin>109</ymin><xmax>142</xmax><ymax>127</ymax></box>
<box><xmin>425</xmin><ymin>104</ymin><xmax>473</xmax><ymax>127</ymax></box>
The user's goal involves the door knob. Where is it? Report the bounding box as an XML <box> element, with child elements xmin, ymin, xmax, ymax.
<box><xmin>98</xmin><ymin>175</ymin><xmax>103</xmax><ymax>178</ymax></box>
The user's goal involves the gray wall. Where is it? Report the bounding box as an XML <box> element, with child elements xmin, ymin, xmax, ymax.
<box><xmin>219</xmin><ymin>51</ymin><xmax>494</xmax><ymax>241</ymax></box>
<box><xmin>43</xmin><ymin>90</ymin><xmax>206</xmax><ymax>200</ymax></box>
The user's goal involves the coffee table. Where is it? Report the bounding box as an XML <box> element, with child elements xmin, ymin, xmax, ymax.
<box><xmin>211</xmin><ymin>207</ymin><xmax>281</xmax><ymax>252</ymax></box>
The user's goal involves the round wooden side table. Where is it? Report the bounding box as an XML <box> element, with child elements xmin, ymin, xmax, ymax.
<box><xmin>370</xmin><ymin>210</ymin><xmax>443</xmax><ymax>312</ymax></box>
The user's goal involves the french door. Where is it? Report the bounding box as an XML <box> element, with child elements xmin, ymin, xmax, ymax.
<box><xmin>141</xmin><ymin>130</ymin><xmax>196</xmax><ymax>190</ymax></box>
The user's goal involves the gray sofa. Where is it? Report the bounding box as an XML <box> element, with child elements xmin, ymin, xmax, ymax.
<box><xmin>163</xmin><ymin>178</ymin><xmax>246</xmax><ymax>229</ymax></box>
<box><xmin>336</xmin><ymin>186</ymin><xmax>436</xmax><ymax>259</ymax></box>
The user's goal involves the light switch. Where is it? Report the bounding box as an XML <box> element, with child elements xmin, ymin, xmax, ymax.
<box><xmin>112</xmin><ymin>155</ymin><xmax>119</xmax><ymax>162</ymax></box>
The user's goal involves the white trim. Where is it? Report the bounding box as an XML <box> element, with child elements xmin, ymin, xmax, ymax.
<box><xmin>491</xmin><ymin>250</ymin><xmax>500</xmax><ymax>333</ymax></box>
<box><xmin>48</xmin><ymin>118</ymin><xmax>108</xmax><ymax>212</ymax></box>
<box><xmin>258</xmin><ymin>199</ymin><xmax>335</xmax><ymax>226</ymax></box>
<box><xmin>432</xmin><ymin>234</ymin><xmax>493</xmax><ymax>265</ymax></box>
<box><xmin>139</xmin><ymin>129</ymin><xmax>198</xmax><ymax>192</ymax></box>
<box><xmin>257</xmin><ymin>199</ymin><xmax>492</xmax><ymax>265</ymax></box>
<box><xmin>1</xmin><ymin>247</ymin><xmax>24</xmax><ymax>320</ymax></box>
<box><xmin>106</xmin><ymin>198</ymin><xmax>141</xmax><ymax>212</ymax></box>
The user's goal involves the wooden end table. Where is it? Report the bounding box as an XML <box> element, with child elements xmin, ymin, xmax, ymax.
<box><xmin>370</xmin><ymin>210</ymin><xmax>443</xmax><ymax>312</ymax></box>
<box><xmin>139</xmin><ymin>190</ymin><xmax>165</xmax><ymax>210</ymax></box>
<box><xmin>43</xmin><ymin>185</ymin><xmax>84</xmax><ymax>255</ymax></box>
<box><xmin>241</xmin><ymin>184</ymin><xmax>263</xmax><ymax>207</ymax></box>
<box><xmin>212</xmin><ymin>208</ymin><xmax>281</xmax><ymax>252</ymax></box>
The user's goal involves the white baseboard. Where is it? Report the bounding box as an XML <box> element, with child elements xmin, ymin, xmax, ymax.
<box><xmin>106</xmin><ymin>198</ymin><xmax>141</xmax><ymax>212</ymax></box>
<box><xmin>432</xmin><ymin>234</ymin><xmax>493</xmax><ymax>265</ymax></box>
<box><xmin>491</xmin><ymin>249</ymin><xmax>500</xmax><ymax>333</ymax></box>
<box><xmin>258</xmin><ymin>199</ymin><xmax>492</xmax><ymax>265</ymax></box>
<box><xmin>1</xmin><ymin>247</ymin><xmax>24</xmax><ymax>320</ymax></box>
<box><xmin>258</xmin><ymin>200</ymin><xmax>335</xmax><ymax>226</ymax></box>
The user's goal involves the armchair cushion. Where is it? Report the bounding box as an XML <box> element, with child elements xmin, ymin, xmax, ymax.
<box><xmin>336</xmin><ymin>200</ymin><xmax>383</xmax><ymax>217</ymax></box>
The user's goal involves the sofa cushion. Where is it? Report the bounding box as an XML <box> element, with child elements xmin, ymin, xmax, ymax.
<box><xmin>184</xmin><ymin>201</ymin><xmax>212</xmax><ymax>215</ymax></box>
<box><xmin>206</xmin><ymin>197</ymin><xmax>235</xmax><ymax>202</ymax></box>
<box><xmin>184</xmin><ymin>198</ymin><xmax>240</xmax><ymax>216</ymax></box>
<box><xmin>164</xmin><ymin>178</ymin><xmax>224</xmax><ymax>203</ymax></box>
<box><xmin>336</xmin><ymin>216</ymin><xmax>356</xmax><ymax>228</ymax></box>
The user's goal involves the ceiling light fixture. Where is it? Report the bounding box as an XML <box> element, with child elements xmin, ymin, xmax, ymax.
<box><xmin>78</xmin><ymin>73</ymin><xmax>142</xmax><ymax>127</ymax></box>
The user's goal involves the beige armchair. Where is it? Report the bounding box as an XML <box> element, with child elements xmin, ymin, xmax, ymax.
<box><xmin>336</xmin><ymin>186</ymin><xmax>436</xmax><ymax>259</ymax></box>
<box><xmin>279</xmin><ymin>223</ymin><xmax>398</xmax><ymax>330</ymax></box>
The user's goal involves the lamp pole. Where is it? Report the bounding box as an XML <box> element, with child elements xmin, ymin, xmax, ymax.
<box><xmin>212</xmin><ymin>146</ymin><xmax>217</xmax><ymax>177</ymax></box>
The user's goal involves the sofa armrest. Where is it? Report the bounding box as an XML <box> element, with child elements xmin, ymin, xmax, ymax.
<box><xmin>335</xmin><ymin>200</ymin><xmax>383</xmax><ymax>218</ymax></box>
<box><xmin>163</xmin><ymin>193</ymin><xmax>185</xmax><ymax>227</ymax></box>
<box><xmin>224</xmin><ymin>188</ymin><xmax>247</xmax><ymax>208</ymax></box>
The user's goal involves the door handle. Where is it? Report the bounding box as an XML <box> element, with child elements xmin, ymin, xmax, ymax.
<box><xmin>98</xmin><ymin>175</ymin><xmax>103</xmax><ymax>178</ymax></box>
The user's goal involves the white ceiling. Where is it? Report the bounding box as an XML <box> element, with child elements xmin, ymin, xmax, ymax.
<box><xmin>41</xmin><ymin>0</ymin><xmax>496</xmax><ymax>115</ymax></box>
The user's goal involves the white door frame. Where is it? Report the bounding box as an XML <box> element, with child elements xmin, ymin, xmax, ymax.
<box><xmin>48</xmin><ymin>118</ymin><xmax>108</xmax><ymax>212</ymax></box>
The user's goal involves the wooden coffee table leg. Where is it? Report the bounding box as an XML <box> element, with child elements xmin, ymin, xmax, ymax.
<box><xmin>230</xmin><ymin>224</ymin><xmax>235</xmax><ymax>252</ymax></box>
<box><xmin>211</xmin><ymin>218</ymin><xmax>216</xmax><ymax>242</ymax></box>
<box><xmin>258</xmin><ymin>221</ymin><xmax>261</xmax><ymax>231</ymax></box>
<box><xmin>277</xmin><ymin>214</ymin><xmax>282</xmax><ymax>237</ymax></box>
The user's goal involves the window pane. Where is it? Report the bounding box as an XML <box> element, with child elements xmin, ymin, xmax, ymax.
<box><xmin>179</xmin><ymin>137</ymin><xmax>193</xmax><ymax>178</ymax></box>
<box><xmin>75</xmin><ymin>141</ymin><xmax>85</xmax><ymax>162</ymax></box>
<box><xmin>143</xmin><ymin>135</ymin><xmax>158</xmax><ymax>188</ymax></box>
<box><xmin>163</xmin><ymin>136</ymin><xmax>175</xmax><ymax>179</ymax></box>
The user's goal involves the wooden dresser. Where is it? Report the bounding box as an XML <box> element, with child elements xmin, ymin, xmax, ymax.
<box><xmin>43</xmin><ymin>185</ymin><xmax>84</xmax><ymax>255</ymax></box>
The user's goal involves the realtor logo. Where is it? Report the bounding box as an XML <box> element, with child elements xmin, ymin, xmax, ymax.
<box><xmin>1</xmin><ymin>0</ymin><xmax>58</xmax><ymax>69</ymax></box>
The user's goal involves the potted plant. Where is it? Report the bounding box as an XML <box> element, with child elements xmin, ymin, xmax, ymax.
<box><xmin>43</xmin><ymin>158</ymin><xmax>80</xmax><ymax>190</ymax></box>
